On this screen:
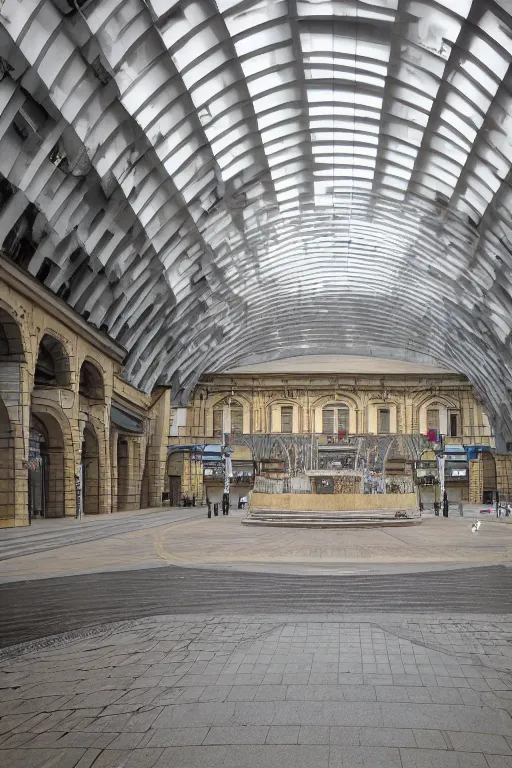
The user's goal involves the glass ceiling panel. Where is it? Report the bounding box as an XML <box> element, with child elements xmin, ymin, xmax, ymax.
<box><xmin>6</xmin><ymin>0</ymin><xmax>512</xmax><ymax>441</ymax></box>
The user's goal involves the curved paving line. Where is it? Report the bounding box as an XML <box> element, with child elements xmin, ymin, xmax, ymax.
<box><xmin>152</xmin><ymin>519</ymin><xmax>512</xmax><ymax>570</ymax></box>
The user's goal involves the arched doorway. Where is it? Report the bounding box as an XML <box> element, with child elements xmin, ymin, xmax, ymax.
<box><xmin>34</xmin><ymin>334</ymin><xmax>71</xmax><ymax>388</ymax></box>
<box><xmin>482</xmin><ymin>452</ymin><xmax>497</xmax><ymax>504</ymax></box>
<box><xmin>81</xmin><ymin>423</ymin><xmax>100</xmax><ymax>515</ymax></box>
<box><xmin>0</xmin><ymin>396</ymin><xmax>15</xmax><ymax>525</ymax></box>
<box><xmin>140</xmin><ymin>445</ymin><xmax>150</xmax><ymax>509</ymax></box>
<box><xmin>28</xmin><ymin>412</ymin><xmax>65</xmax><ymax>518</ymax></box>
<box><xmin>117</xmin><ymin>437</ymin><xmax>129</xmax><ymax>511</ymax></box>
<box><xmin>166</xmin><ymin>450</ymin><xmax>184</xmax><ymax>506</ymax></box>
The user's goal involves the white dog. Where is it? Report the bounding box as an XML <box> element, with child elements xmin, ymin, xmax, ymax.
<box><xmin>471</xmin><ymin>520</ymin><xmax>482</xmax><ymax>533</ymax></box>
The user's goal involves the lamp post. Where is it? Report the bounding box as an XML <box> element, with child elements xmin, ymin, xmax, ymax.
<box><xmin>222</xmin><ymin>432</ymin><xmax>233</xmax><ymax>515</ymax></box>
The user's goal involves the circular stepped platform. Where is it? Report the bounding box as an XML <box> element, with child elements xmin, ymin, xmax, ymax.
<box><xmin>242</xmin><ymin>509</ymin><xmax>421</xmax><ymax>528</ymax></box>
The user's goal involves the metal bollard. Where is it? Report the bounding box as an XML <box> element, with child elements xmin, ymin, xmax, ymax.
<box><xmin>214</xmin><ymin>503</ymin><xmax>219</xmax><ymax>516</ymax></box>
<box><xmin>207</xmin><ymin>500</ymin><xmax>212</xmax><ymax>519</ymax></box>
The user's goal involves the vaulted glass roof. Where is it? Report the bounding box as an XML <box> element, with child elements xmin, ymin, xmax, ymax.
<box><xmin>1</xmin><ymin>0</ymin><xmax>512</xmax><ymax>438</ymax></box>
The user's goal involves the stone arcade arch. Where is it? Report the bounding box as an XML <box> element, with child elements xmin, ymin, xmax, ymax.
<box><xmin>79</xmin><ymin>360</ymin><xmax>105</xmax><ymax>400</ymax></box>
<box><xmin>81</xmin><ymin>422</ymin><xmax>100</xmax><ymax>516</ymax></box>
<box><xmin>116</xmin><ymin>436</ymin><xmax>130</xmax><ymax>512</ymax></box>
<box><xmin>0</xmin><ymin>305</ymin><xmax>26</xmax><ymax>525</ymax></box>
<box><xmin>34</xmin><ymin>334</ymin><xmax>71</xmax><ymax>388</ymax></box>
<box><xmin>28</xmin><ymin>410</ymin><xmax>73</xmax><ymax>518</ymax></box>
<box><xmin>0</xmin><ymin>306</ymin><xmax>25</xmax><ymax>362</ymax></box>
<box><xmin>482</xmin><ymin>452</ymin><xmax>498</xmax><ymax>506</ymax></box>
<box><xmin>0</xmin><ymin>396</ymin><xmax>14</xmax><ymax>526</ymax></box>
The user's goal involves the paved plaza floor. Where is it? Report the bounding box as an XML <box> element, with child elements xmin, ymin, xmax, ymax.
<box><xmin>2</xmin><ymin>614</ymin><xmax>512</xmax><ymax>767</ymax></box>
<box><xmin>0</xmin><ymin>508</ymin><xmax>511</xmax><ymax>581</ymax></box>
<box><xmin>1</xmin><ymin>509</ymin><xmax>512</xmax><ymax>767</ymax></box>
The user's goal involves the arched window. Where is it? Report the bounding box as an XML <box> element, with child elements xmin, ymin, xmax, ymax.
<box><xmin>34</xmin><ymin>335</ymin><xmax>71</xmax><ymax>387</ymax></box>
<box><xmin>79</xmin><ymin>360</ymin><xmax>104</xmax><ymax>400</ymax></box>
<box><xmin>213</xmin><ymin>399</ymin><xmax>243</xmax><ymax>438</ymax></box>
<box><xmin>322</xmin><ymin>403</ymin><xmax>349</xmax><ymax>436</ymax></box>
<box><xmin>0</xmin><ymin>308</ymin><xmax>24</xmax><ymax>362</ymax></box>
<box><xmin>377</xmin><ymin>408</ymin><xmax>390</xmax><ymax>434</ymax></box>
<box><xmin>448</xmin><ymin>410</ymin><xmax>459</xmax><ymax>437</ymax></box>
<box><xmin>426</xmin><ymin>408</ymin><xmax>440</xmax><ymax>431</ymax></box>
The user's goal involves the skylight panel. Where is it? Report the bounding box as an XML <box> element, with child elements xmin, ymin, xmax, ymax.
<box><xmin>163</xmin><ymin>138</ymin><xmax>202</xmax><ymax>175</ymax></box>
<box><xmin>479</xmin><ymin>11</ymin><xmax>512</xmax><ymax>56</ymax></box>
<box><xmin>297</xmin><ymin>0</ymin><xmax>397</xmax><ymax>21</ymax></box>
<box><xmin>448</xmin><ymin>73</ymin><xmax>494</xmax><ymax>113</ymax></box>
<box><xmin>391</xmin><ymin>85</ymin><xmax>432</xmax><ymax>113</ymax></box>
<box><xmin>312</xmin><ymin>144</ymin><xmax>377</xmax><ymax>157</ymax></box>
<box><xmin>241</xmin><ymin>47</ymin><xmax>295</xmax><ymax>77</ymax></box>
<box><xmin>306</xmin><ymin>55</ymin><xmax>388</xmax><ymax>76</ymax></box>
<box><xmin>311</xmin><ymin>130</ymin><xmax>379</xmax><ymax>144</ymax></box>
<box><xmin>305</xmin><ymin>68</ymin><xmax>385</xmax><ymax>89</ymax></box>
<box><xmin>265</xmin><ymin>134</ymin><xmax>304</xmax><ymax>155</ymax></box>
<box><xmin>247</xmin><ymin>68</ymin><xmax>296</xmax><ymax>97</ymax></box>
<box><xmin>203</xmin><ymin>109</ymin><xmax>246</xmax><ymax>142</ymax></box>
<box><xmin>468</xmin><ymin>37</ymin><xmax>508</xmax><ymax>80</ymax></box>
<box><xmin>437</xmin><ymin>124</ymin><xmax>473</xmax><ymax>154</ymax></box>
<box><xmin>314</xmin><ymin>168</ymin><xmax>375</xmax><ymax>179</ymax></box>
<box><xmin>223</xmin><ymin>0</ymin><xmax>288</xmax><ymax>35</ymax></box>
<box><xmin>431</xmin><ymin>0</ymin><xmax>472</xmax><ymax>16</ymax></box>
<box><xmin>182</xmin><ymin>49</ymin><xmax>230</xmax><ymax>89</ymax></box>
<box><xmin>460</xmin><ymin>61</ymin><xmax>499</xmax><ymax>98</ymax></box>
<box><xmin>309</xmin><ymin>105</ymin><xmax>380</xmax><ymax>120</ymax></box>
<box><xmin>253</xmin><ymin>88</ymin><xmax>299</xmax><ymax>113</ymax></box>
<box><xmin>191</xmin><ymin>70</ymin><xmax>239</xmax><ymax>108</ymax></box>
<box><xmin>210</xmin><ymin>123</ymin><xmax>250</xmax><ymax>154</ymax></box>
<box><xmin>261</xmin><ymin>124</ymin><xmax>303</xmax><ymax>143</ymax></box>
<box><xmin>380</xmin><ymin>150</ymin><xmax>416</xmax><ymax>170</ymax></box>
<box><xmin>379</xmin><ymin>164</ymin><xmax>412</xmax><ymax>182</ymax></box>
<box><xmin>314</xmin><ymin>155</ymin><xmax>376</xmax><ymax>168</ymax></box>
<box><xmin>175</xmin><ymin>28</ymin><xmax>225</xmax><ymax>70</ymax></box>
<box><xmin>441</xmin><ymin>101</ymin><xmax>481</xmax><ymax>137</ymax></box>
<box><xmin>234</xmin><ymin>24</ymin><xmax>291</xmax><ymax>57</ymax></box>
<box><xmin>310</xmin><ymin>119</ymin><xmax>379</xmax><ymax>134</ymax></box>
<box><xmin>307</xmin><ymin>88</ymin><xmax>383</xmax><ymax>111</ymax></box>
<box><xmin>267</xmin><ymin>147</ymin><xmax>305</xmax><ymax>169</ymax></box>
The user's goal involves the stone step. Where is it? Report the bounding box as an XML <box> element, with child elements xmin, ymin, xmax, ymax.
<box><xmin>248</xmin><ymin>508</ymin><xmax>415</xmax><ymax>519</ymax></box>
<box><xmin>242</xmin><ymin>516</ymin><xmax>421</xmax><ymax>528</ymax></box>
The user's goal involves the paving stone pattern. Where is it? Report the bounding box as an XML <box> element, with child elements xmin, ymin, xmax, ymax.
<box><xmin>1</xmin><ymin>614</ymin><xmax>512</xmax><ymax>767</ymax></box>
<box><xmin>2</xmin><ymin>565</ymin><xmax>512</xmax><ymax>649</ymax></box>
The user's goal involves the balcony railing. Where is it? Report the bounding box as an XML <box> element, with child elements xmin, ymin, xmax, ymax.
<box><xmin>169</xmin><ymin>431</ymin><xmax>495</xmax><ymax>447</ymax></box>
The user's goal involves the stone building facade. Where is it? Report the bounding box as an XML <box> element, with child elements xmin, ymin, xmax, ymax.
<box><xmin>169</xmin><ymin>372</ymin><xmax>494</xmax><ymax>504</ymax></box>
<box><xmin>0</xmin><ymin>257</ymin><xmax>170</xmax><ymax>527</ymax></box>
<box><xmin>174</xmin><ymin>372</ymin><xmax>492</xmax><ymax>441</ymax></box>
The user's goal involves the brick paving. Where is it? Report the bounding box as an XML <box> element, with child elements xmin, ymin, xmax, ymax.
<box><xmin>1</xmin><ymin>614</ymin><xmax>512</xmax><ymax>767</ymax></box>
<box><xmin>1</xmin><ymin>510</ymin><xmax>512</xmax><ymax>766</ymax></box>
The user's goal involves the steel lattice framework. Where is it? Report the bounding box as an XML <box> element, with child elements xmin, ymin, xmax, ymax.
<box><xmin>1</xmin><ymin>0</ymin><xmax>512</xmax><ymax>439</ymax></box>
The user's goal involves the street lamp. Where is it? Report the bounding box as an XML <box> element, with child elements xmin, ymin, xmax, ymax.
<box><xmin>222</xmin><ymin>433</ymin><xmax>233</xmax><ymax>515</ymax></box>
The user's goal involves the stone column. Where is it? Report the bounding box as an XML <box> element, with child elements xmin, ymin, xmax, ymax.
<box><xmin>110</xmin><ymin>428</ymin><xmax>118</xmax><ymax>514</ymax></box>
<box><xmin>146</xmin><ymin>389</ymin><xmax>171</xmax><ymax>509</ymax></box>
